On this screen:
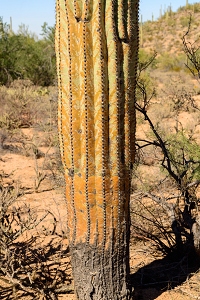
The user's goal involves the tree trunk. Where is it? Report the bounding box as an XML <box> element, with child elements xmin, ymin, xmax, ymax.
<box><xmin>55</xmin><ymin>0</ymin><xmax>139</xmax><ymax>299</ymax></box>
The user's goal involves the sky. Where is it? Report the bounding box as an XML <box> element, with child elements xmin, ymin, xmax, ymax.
<box><xmin>0</xmin><ymin>0</ymin><xmax>196</xmax><ymax>38</ymax></box>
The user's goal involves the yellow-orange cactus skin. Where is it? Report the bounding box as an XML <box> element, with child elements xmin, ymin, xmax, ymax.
<box><xmin>55</xmin><ymin>0</ymin><xmax>139</xmax><ymax>298</ymax></box>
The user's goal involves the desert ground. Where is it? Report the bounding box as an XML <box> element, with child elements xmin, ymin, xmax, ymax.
<box><xmin>1</xmin><ymin>78</ymin><xmax>200</xmax><ymax>299</ymax></box>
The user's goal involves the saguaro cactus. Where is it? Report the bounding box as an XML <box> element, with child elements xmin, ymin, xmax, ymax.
<box><xmin>55</xmin><ymin>0</ymin><xmax>139</xmax><ymax>299</ymax></box>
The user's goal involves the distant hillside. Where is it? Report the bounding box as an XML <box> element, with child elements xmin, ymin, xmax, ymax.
<box><xmin>139</xmin><ymin>2</ymin><xmax>200</xmax><ymax>74</ymax></box>
<box><xmin>140</xmin><ymin>2</ymin><xmax>200</xmax><ymax>53</ymax></box>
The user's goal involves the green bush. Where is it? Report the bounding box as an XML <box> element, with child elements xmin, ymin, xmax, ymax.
<box><xmin>178</xmin><ymin>3</ymin><xmax>200</xmax><ymax>13</ymax></box>
<box><xmin>0</xmin><ymin>18</ymin><xmax>56</xmax><ymax>86</ymax></box>
<box><xmin>161</xmin><ymin>130</ymin><xmax>200</xmax><ymax>182</ymax></box>
<box><xmin>157</xmin><ymin>52</ymin><xmax>186</xmax><ymax>72</ymax></box>
<box><xmin>180</xmin><ymin>16</ymin><xmax>194</xmax><ymax>27</ymax></box>
<box><xmin>138</xmin><ymin>49</ymin><xmax>157</xmax><ymax>69</ymax></box>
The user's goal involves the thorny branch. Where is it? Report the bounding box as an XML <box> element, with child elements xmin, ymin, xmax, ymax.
<box><xmin>182</xmin><ymin>14</ymin><xmax>200</xmax><ymax>81</ymax></box>
<box><xmin>0</xmin><ymin>184</ymin><xmax>72</xmax><ymax>299</ymax></box>
<box><xmin>134</xmin><ymin>44</ymin><xmax>200</xmax><ymax>252</ymax></box>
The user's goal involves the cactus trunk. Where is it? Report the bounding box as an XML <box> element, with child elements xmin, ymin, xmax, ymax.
<box><xmin>55</xmin><ymin>0</ymin><xmax>139</xmax><ymax>299</ymax></box>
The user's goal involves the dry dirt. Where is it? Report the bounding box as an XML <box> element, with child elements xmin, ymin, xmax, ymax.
<box><xmin>1</xmin><ymin>127</ymin><xmax>200</xmax><ymax>300</ymax></box>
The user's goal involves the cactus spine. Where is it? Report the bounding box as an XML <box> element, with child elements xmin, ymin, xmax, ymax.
<box><xmin>55</xmin><ymin>0</ymin><xmax>139</xmax><ymax>299</ymax></box>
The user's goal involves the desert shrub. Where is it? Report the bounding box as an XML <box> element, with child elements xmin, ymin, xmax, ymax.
<box><xmin>148</xmin><ymin>101</ymin><xmax>172</xmax><ymax>122</ymax></box>
<box><xmin>157</xmin><ymin>52</ymin><xmax>186</xmax><ymax>72</ymax></box>
<box><xmin>136</xmin><ymin>71</ymin><xmax>156</xmax><ymax>106</ymax></box>
<box><xmin>167</xmin><ymin>18</ymin><xmax>176</xmax><ymax>27</ymax></box>
<box><xmin>0</xmin><ymin>82</ymin><xmax>57</xmax><ymax>130</ymax></box>
<box><xmin>135</xmin><ymin>95</ymin><xmax>200</xmax><ymax>253</ymax></box>
<box><xmin>0</xmin><ymin>18</ymin><xmax>56</xmax><ymax>86</ymax></box>
<box><xmin>162</xmin><ymin>129</ymin><xmax>200</xmax><ymax>180</ymax></box>
<box><xmin>142</xmin><ymin>21</ymin><xmax>153</xmax><ymax>33</ymax></box>
<box><xmin>184</xmin><ymin>48</ymin><xmax>200</xmax><ymax>77</ymax></box>
<box><xmin>147</xmin><ymin>36</ymin><xmax>153</xmax><ymax>42</ymax></box>
<box><xmin>0</xmin><ymin>83</ymin><xmax>39</xmax><ymax>129</ymax></box>
<box><xmin>180</xmin><ymin>16</ymin><xmax>194</xmax><ymax>27</ymax></box>
<box><xmin>182</xmin><ymin>16</ymin><xmax>200</xmax><ymax>80</ymax></box>
<box><xmin>193</xmin><ymin>3</ymin><xmax>200</xmax><ymax>13</ymax></box>
<box><xmin>177</xmin><ymin>3</ymin><xmax>200</xmax><ymax>13</ymax></box>
<box><xmin>138</xmin><ymin>49</ymin><xmax>157</xmax><ymax>69</ymax></box>
<box><xmin>130</xmin><ymin>193</ymin><xmax>176</xmax><ymax>254</ymax></box>
<box><xmin>0</xmin><ymin>183</ymin><xmax>72</xmax><ymax>299</ymax></box>
<box><xmin>134</xmin><ymin>30</ymin><xmax>200</xmax><ymax>255</ymax></box>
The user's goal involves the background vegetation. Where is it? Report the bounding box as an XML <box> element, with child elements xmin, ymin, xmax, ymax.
<box><xmin>0</xmin><ymin>18</ymin><xmax>56</xmax><ymax>86</ymax></box>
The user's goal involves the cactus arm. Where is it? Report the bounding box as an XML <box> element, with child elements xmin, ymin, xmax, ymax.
<box><xmin>118</xmin><ymin>0</ymin><xmax>128</xmax><ymax>40</ymax></box>
<box><xmin>73</xmin><ymin>0</ymin><xmax>82</xmax><ymax>20</ymax></box>
<box><xmin>124</xmin><ymin>0</ymin><xmax>139</xmax><ymax>167</ymax></box>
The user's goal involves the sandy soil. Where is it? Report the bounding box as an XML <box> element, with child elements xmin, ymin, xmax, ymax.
<box><xmin>1</xmin><ymin>130</ymin><xmax>200</xmax><ymax>300</ymax></box>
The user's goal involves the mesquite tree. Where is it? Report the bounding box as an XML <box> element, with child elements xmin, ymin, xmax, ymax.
<box><xmin>55</xmin><ymin>0</ymin><xmax>139</xmax><ymax>299</ymax></box>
